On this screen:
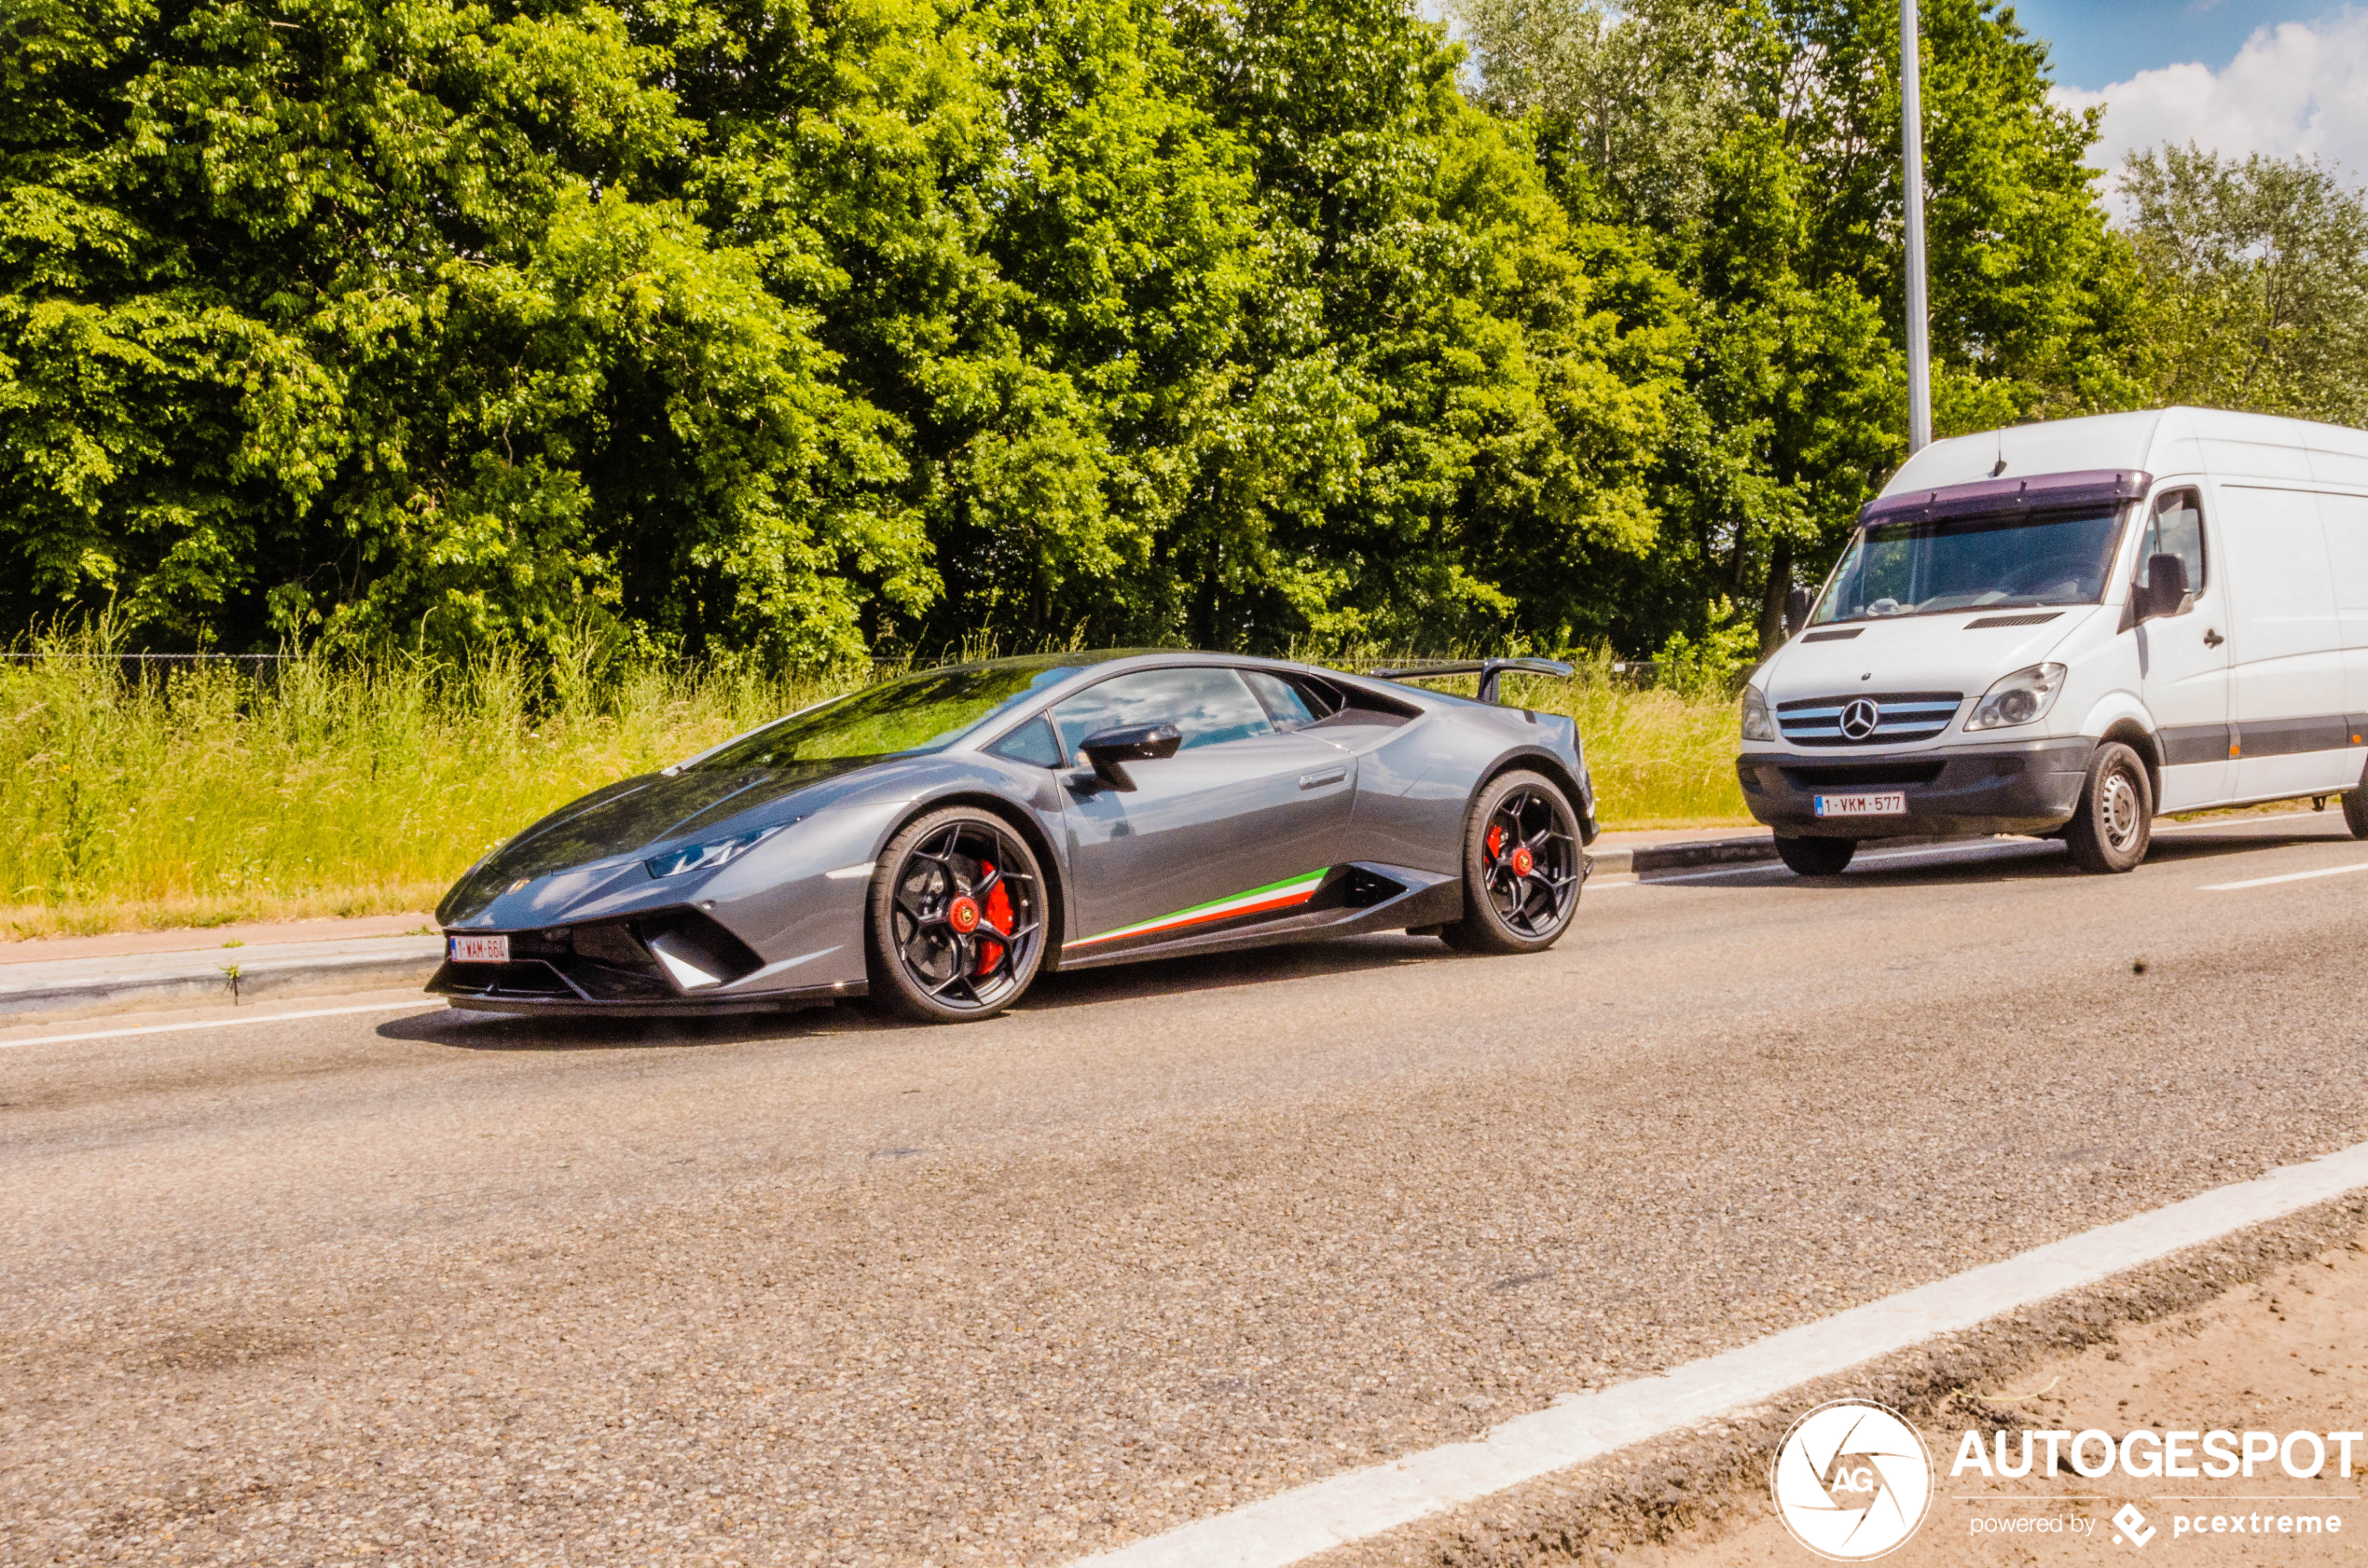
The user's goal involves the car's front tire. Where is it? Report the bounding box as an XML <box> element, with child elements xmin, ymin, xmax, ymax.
<box><xmin>866</xmin><ymin>806</ymin><xmax>1049</xmax><ymax>1022</ymax></box>
<box><xmin>1439</xmin><ymin>770</ymin><xmax>1583</xmax><ymax>954</ymax></box>
<box><xmin>2063</xmin><ymin>740</ymin><xmax>2153</xmax><ymax>873</ymax></box>
<box><xmin>2345</xmin><ymin>757</ymin><xmax>2368</xmax><ymax>840</ymax></box>
<box><xmin>1775</xmin><ymin>835</ymin><xmax>1856</xmax><ymax>876</ymax></box>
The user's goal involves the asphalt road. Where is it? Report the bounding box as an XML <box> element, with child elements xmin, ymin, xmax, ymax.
<box><xmin>6</xmin><ymin>814</ymin><xmax>2368</xmax><ymax>1567</ymax></box>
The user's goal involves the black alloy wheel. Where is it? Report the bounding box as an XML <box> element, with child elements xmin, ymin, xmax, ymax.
<box><xmin>867</xmin><ymin>807</ymin><xmax>1047</xmax><ymax>1021</ymax></box>
<box><xmin>1441</xmin><ymin>770</ymin><xmax>1583</xmax><ymax>954</ymax></box>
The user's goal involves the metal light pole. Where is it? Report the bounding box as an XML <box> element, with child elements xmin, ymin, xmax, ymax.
<box><xmin>1901</xmin><ymin>0</ymin><xmax>1933</xmax><ymax>453</ymax></box>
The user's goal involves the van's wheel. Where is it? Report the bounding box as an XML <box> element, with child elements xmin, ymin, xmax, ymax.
<box><xmin>866</xmin><ymin>807</ymin><xmax>1048</xmax><ymax>1022</ymax></box>
<box><xmin>2345</xmin><ymin>760</ymin><xmax>2368</xmax><ymax>839</ymax></box>
<box><xmin>1774</xmin><ymin>835</ymin><xmax>1855</xmax><ymax>876</ymax></box>
<box><xmin>2063</xmin><ymin>741</ymin><xmax>2153</xmax><ymax>873</ymax></box>
<box><xmin>1439</xmin><ymin>770</ymin><xmax>1582</xmax><ymax>954</ymax></box>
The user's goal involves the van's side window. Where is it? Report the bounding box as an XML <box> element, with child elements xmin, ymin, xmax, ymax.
<box><xmin>2138</xmin><ymin>488</ymin><xmax>2207</xmax><ymax>594</ymax></box>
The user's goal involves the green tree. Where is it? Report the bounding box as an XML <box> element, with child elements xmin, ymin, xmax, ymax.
<box><xmin>1453</xmin><ymin>0</ymin><xmax>2141</xmax><ymax>653</ymax></box>
<box><xmin>2122</xmin><ymin>144</ymin><xmax>2368</xmax><ymax>428</ymax></box>
<box><xmin>0</xmin><ymin>0</ymin><xmax>931</xmax><ymax>662</ymax></box>
<box><xmin>1178</xmin><ymin>0</ymin><xmax>1684</xmax><ymax>652</ymax></box>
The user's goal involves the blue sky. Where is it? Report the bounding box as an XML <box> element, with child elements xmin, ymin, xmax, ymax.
<box><xmin>2013</xmin><ymin>0</ymin><xmax>2333</xmax><ymax>89</ymax></box>
<box><xmin>2007</xmin><ymin>2</ymin><xmax>2368</xmax><ymax>179</ymax></box>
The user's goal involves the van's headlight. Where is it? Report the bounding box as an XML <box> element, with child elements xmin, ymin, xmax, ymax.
<box><xmin>1964</xmin><ymin>664</ymin><xmax>2066</xmax><ymax>732</ymax></box>
<box><xmin>1741</xmin><ymin>685</ymin><xmax>1776</xmax><ymax>742</ymax></box>
<box><xmin>645</xmin><ymin>826</ymin><xmax>781</xmax><ymax>879</ymax></box>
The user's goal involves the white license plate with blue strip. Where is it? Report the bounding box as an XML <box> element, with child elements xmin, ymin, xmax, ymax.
<box><xmin>1812</xmin><ymin>791</ymin><xmax>1906</xmax><ymax>818</ymax></box>
<box><xmin>447</xmin><ymin>934</ymin><xmax>509</xmax><ymax>963</ymax></box>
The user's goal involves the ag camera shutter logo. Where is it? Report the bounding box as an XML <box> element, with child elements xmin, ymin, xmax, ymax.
<box><xmin>1770</xmin><ymin>1399</ymin><xmax>1934</xmax><ymax>1560</ymax></box>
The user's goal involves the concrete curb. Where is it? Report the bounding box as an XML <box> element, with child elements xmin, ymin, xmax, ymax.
<box><xmin>1595</xmin><ymin>837</ymin><xmax>1778</xmax><ymax>875</ymax></box>
<box><xmin>0</xmin><ymin>942</ymin><xmax>444</xmax><ymax>1029</ymax></box>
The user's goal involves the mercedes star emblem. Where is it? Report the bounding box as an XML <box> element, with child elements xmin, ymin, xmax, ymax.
<box><xmin>1839</xmin><ymin>697</ymin><xmax>1880</xmax><ymax>740</ymax></box>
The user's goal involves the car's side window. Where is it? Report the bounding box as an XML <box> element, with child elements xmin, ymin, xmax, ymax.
<box><xmin>2138</xmin><ymin>488</ymin><xmax>2208</xmax><ymax>594</ymax></box>
<box><xmin>1049</xmin><ymin>667</ymin><xmax>1274</xmax><ymax>762</ymax></box>
<box><xmin>985</xmin><ymin>716</ymin><xmax>1065</xmax><ymax>768</ymax></box>
<box><xmin>1242</xmin><ymin>670</ymin><xmax>1319</xmax><ymax>731</ymax></box>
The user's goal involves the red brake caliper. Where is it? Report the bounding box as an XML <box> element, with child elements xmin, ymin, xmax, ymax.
<box><xmin>1485</xmin><ymin>823</ymin><xmax>1505</xmax><ymax>860</ymax></box>
<box><xmin>975</xmin><ymin>860</ymin><xmax>1012</xmax><ymax>974</ymax></box>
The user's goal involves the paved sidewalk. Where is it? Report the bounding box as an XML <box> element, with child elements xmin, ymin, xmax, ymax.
<box><xmin>0</xmin><ymin>929</ymin><xmax>445</xmax><ymax>1026</ymax></box>
<box><xmin>0</xmin><ymin>910</ymin><xmax>434</xmax><ymax>968</ymax></box>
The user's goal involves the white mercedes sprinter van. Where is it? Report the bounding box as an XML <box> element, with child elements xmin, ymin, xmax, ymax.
<box><xmin>1738</xmin><ymin>406</ymin><xmax>2368</xmax><ymax>874</ymax></box>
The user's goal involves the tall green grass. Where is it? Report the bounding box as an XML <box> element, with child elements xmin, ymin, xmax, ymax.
<box><xmin>0</xmin><ymin>634</ymin><xmax>1745</xmax><ymax>939</ymax></box>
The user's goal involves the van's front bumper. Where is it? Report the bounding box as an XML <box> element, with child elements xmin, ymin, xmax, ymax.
<box><xmin>1736</xmin><ymin>736</ymin><xmax>2093</xmax><ymax>839</ymax></box>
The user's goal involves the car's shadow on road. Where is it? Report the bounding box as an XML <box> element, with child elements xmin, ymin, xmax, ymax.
<box><xmin>380</xmin><ymin>933</ymin><xmax>1454</xmax><ymax>1052</ymax></box>
<box><xmin>1677</xmin><ymin>821</ymin><xmax>2356</xmax><ymax>889</ymax></box>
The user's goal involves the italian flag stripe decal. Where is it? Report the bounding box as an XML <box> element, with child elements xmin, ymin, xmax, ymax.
<box><xmin>1068</xmin><ymin>869</ymin><xmax>1330</xmax><ymax>950</ymax></box>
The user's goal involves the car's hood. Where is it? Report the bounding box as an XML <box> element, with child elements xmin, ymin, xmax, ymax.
<box><xmin>440</xmin><ymin>755</ymin><xmax>884</xmax><ymax>922</ymax></box>
<box><xmin>1761</xmin><ymin>607</ymin><xmax>2095</xmax><ymax>708</ymax></box>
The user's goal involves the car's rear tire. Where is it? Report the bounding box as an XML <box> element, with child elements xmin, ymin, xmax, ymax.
<box><xmin>1439</xmin><ymin>770</ymin><xmax>1582</xmax><ymax>954</ymax></box>
<box><xmin>866</xmin><ymin>806</ymin><xmax>1049</xmax><ymax>1022</ymax></box>
<box><xmin>1774</xmin><ymin>835</ymin><xmax>1856</xmax><ymax>876</ymax></box>
<box><xmin>2063</xmin><ymin>740</ymin><xmax>2154</xmax><ymax>873</ymax></box>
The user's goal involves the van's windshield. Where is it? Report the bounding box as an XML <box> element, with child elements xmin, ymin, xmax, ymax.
<box><xmin>1811</xmin><ymin>506</ymin><xmax>2127</xmax><ymax>625</ymax></box>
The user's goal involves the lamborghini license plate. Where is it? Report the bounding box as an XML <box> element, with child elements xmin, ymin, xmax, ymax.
<box><xmin>447</xmin><ymin>933</ymin><xmax>510</xmax><ymax>963</ymax></box>
<box><xmin>1812</xmin><ymin>791</ymin><xmax>1907</xmax><ymax>818</ymax></box>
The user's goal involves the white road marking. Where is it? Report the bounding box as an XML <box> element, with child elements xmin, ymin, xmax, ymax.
<box><xmin>0</xmin><ymin>999</ymin><xmax>446</xmax><ymax>1051</ymax></box>
<box><xmin>1067</xmin><ymin>1138</ymin><xmax>2368</xmax><ymax>1568</ymax></box>
<box><xmin>2204</xmin><ymin>860</ymin><xmax>2368</xmax><ymax>891</ymax></box>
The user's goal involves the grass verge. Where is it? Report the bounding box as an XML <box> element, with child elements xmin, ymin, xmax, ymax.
<box><xmin>1</xmin><ymin>640</ymin><xmax>1747</xmax><ymax>940</ymax></box>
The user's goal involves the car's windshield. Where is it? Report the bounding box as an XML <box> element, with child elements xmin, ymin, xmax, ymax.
<box><xmin>695</xmin><ymin>662</ymin><xmax>1085</xmax><ymax>769</ymax></box>
<box><xmin>1812</xmin><ymin>507</ymin><xmax>2127</xmax><ymax>624</ymax></box>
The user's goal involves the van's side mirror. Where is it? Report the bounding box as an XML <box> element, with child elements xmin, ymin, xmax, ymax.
<box><xmin>2138</xmin><ymin>553</ymin><xmax>2190</xmax><ymax>620</ymax></box>
<box><xmin>1076</xmin><ymin>722</ymin><xmax>1181</xmax><ymax>791</ymax></box>
<box><xmin>1784</xmin><ymin>585</ymin><xmax>1813</xmax><ymax>633</ymax></box>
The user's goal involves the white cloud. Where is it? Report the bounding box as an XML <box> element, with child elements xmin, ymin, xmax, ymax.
<box><xmin>2056</xmin><ymin>7</ymin><xmax>2368</xmax><ymax>186</ymax></box>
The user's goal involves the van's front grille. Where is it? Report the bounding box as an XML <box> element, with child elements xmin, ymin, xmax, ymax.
<box><xmin>1776</xmin><ymin>691</ymin><xmax>1962</xmax><ymax>748</ymax></box>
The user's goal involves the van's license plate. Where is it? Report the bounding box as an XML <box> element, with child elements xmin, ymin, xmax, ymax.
<box><xmin>1812</xmin><ymin>791</ymin><xmax>1907</xmax><ymax>818</ymax></box>
<box><xmin>448</xmin><ymin>934</ymin><xmax>510</xmax><ymax>963</ymax></box>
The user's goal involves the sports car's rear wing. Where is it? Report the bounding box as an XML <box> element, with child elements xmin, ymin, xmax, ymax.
<box><xmin>1370</xmin><ymin>657</ymin><xmax>1574</xmax><ymax>706</ymax></box>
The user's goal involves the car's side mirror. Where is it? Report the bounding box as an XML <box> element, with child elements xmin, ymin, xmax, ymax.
<box><xmin>1076</xmin><ymin>722</ymin><xmax>1181</xmax><ymax>791</ymax></box>
<box><xmin>1784</xmin><ymin>585</ymin><xmax>1813</xmax><ymax>634</ymax></box>
<box><xmin>2137</xmin><ymin>553</ymin><xmax>2191</xmax><ymax>621</ymax></box>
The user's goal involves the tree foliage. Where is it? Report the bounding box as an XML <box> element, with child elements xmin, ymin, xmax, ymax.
<box><xmin>0</xmin><ymin>0</ymin><xmax>2182</xmax><ymax>663</ymax></box>
<box><xmin>2122</xmin><ymin>144</ymin><xmax>2368</xmax><ymax>429</ymax></box>
<box><xmin>1454</xmin><ymin>0</ymin><xmax>2141</xmax><ymax>652</ymax></box>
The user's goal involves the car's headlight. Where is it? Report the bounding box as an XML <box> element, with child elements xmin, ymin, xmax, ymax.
<box><xmin>1964</xmin><ymin>663</ymin><xmax>2067</xmax><ymax>732</ymax></box>
<box><xmin>644</xmin><ymin>826</ymin><xmax>781</xmax><ymax>879</ymax></box>
<box><xmin>1741</xmin><ymin>685</ymin><xmax>1776</xmax><ymax>742</ymax></box>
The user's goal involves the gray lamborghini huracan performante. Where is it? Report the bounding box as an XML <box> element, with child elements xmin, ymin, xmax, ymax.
<box><xmin>430</xmin><ymin>651</ymin><xmax>1598</xmax><ymax>1023</ymax></box>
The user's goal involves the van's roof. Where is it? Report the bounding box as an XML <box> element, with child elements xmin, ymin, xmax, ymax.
<box><xmin>1882</xmin><ymin>407</ymin><xmax>2368</xmax><ymax>498</ymax></box>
